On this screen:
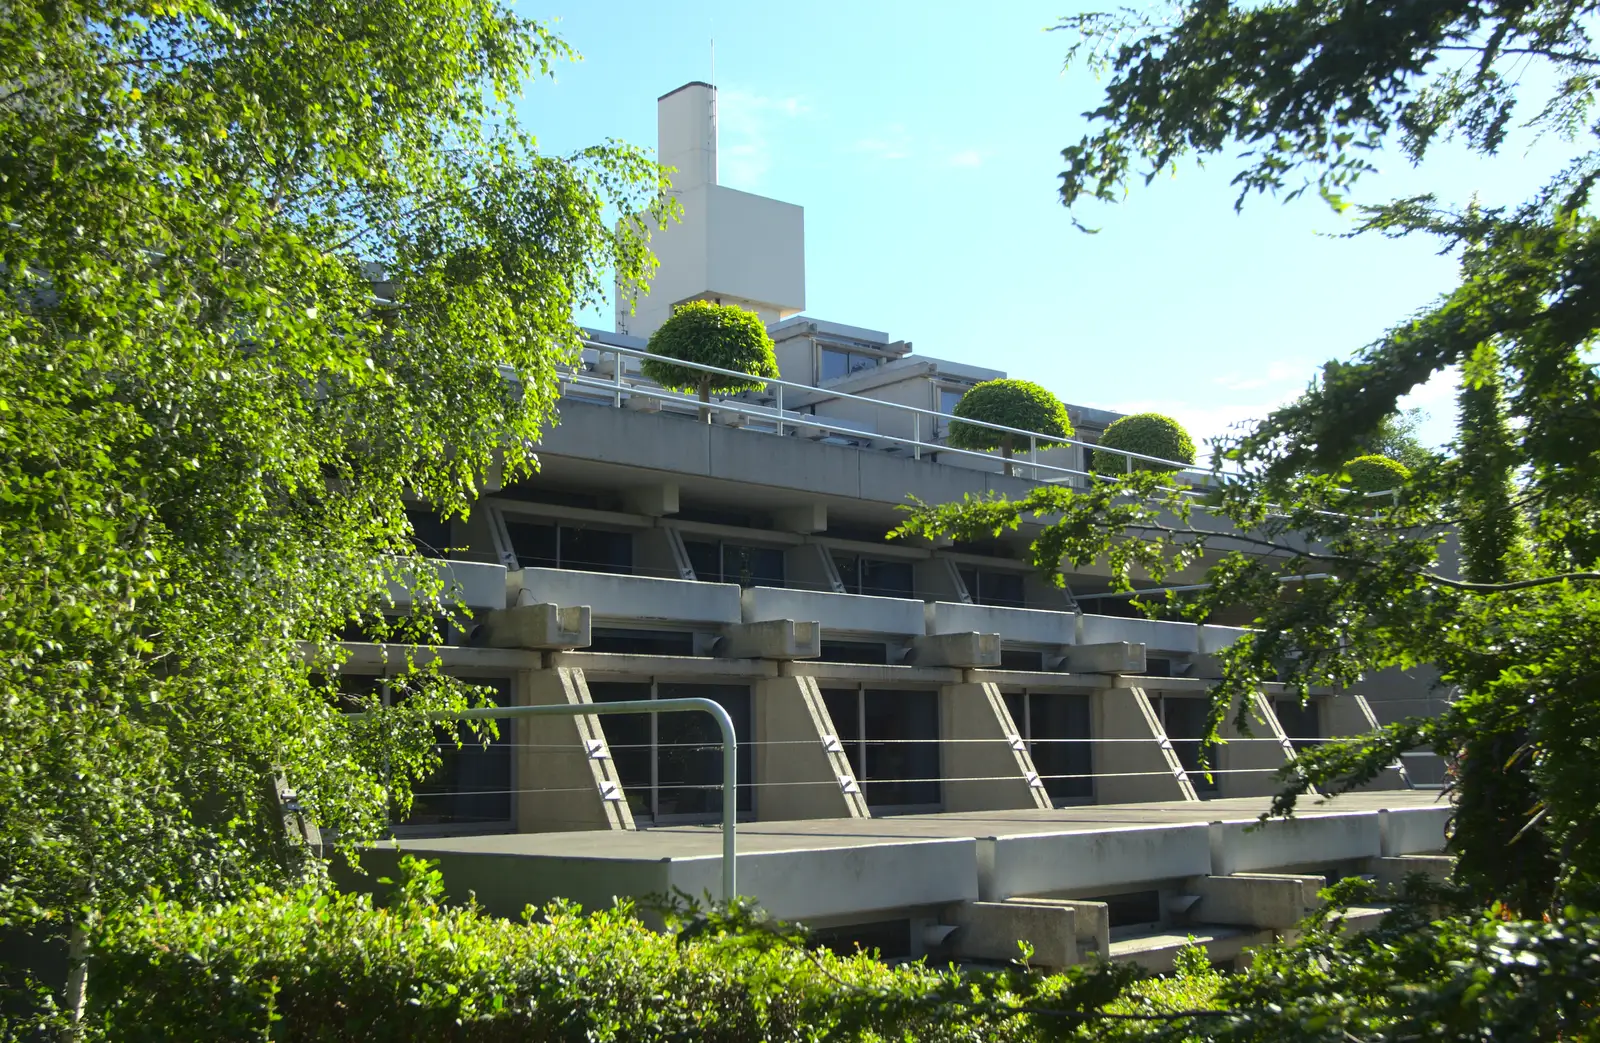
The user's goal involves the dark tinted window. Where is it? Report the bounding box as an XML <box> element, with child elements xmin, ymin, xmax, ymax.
<box><xmin>835</xmin><ymin>555</ymin><xmax>915</xmax><ymax>598</ymax></box>
<box><xmin>406</xmin><ymin>508</ymin><xmax>453</xmax><ymax>558</ymax></box>
<box><xmin>1159</xmin><ymin>697</ymin><xmax>1219</xmax><ymax>793</ymax></box>
<box><xmin>1029</xmin><ymin>693</ymin><xmax>1093</xmax><ymax>801</ymax></box>
<box><xmin>863</xmin><ymin>689</ymin><xmax>940</xmax><ymax>808</ymax></box>
<box><xmin>504</xmin><ymin>522</ymin><xmax>631</xmax><ymax>574</ymax></box>
<box><xmin>960</xmin><ymin>567</ymin><xmax>1027</xmax><ymax>608</ymax></box>
<box><xmin>506</xmin><ymin>521</ymin><xmax>559</xmax><ymax>569</ymax></box>
<box><xmin>1274</xmin><ymin>697</ymin><xmax>1320</xmax><ymax>754</ymax></box>
<box><xmin>587</xmin><ymin>681</ymin><xmax>653</xmax><ymax>819</ymax></box>
<box><xmin>401</xmin><ymin>678</ymin><xmax>512</xmax><ymax>827</ymax></box>
<box><xmin>685</xmin><ymin>541</ymin><xmax>785</xmax><ymax>588</ymax></box>
<box><xmin>588</xmin><ymin>682</ymin><xmax>752</xmax><ymax>818</ymax></box>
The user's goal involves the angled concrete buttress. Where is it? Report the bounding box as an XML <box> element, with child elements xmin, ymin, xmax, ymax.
<box><xmin>515</xmin><ymin>666</ymin><xmax>636</xmax><ymax>832</ymax></box>
<box><xmin>753</xmin><ymin>675</ymin><xmax>870</xmax><ymax>820</ymax></box>
<box><xmin>1094</xmin><ymin>686</ymin><xmax>1198</xmax><ymax>803</ymax></box>
<box><xmin>940</xmin><ymin>682</ymin><xmax>1052</xmax><ymax>812</ymax></box>
<box><xmin>1324</xmin><ymin>693</ymin><xmax>1411</xmax><ymax>791</ymax></box>
<box><xmin>1214</xmin><ymin>690</ymin><xmax>1295</xmax><ymax>799</ymax></box>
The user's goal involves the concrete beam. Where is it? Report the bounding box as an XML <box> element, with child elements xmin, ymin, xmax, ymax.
<box><xmin>909</xmin><ymin>631</ymin><xmax>1001</xmax><ymax>668</ymax></box>
<box><xmin>1372</xmin><ymin>855</ymin><xmax>1454</xmax><ymax>890</ymax></box>
<box><xmin>942</xmin><ymin>900</ymin><xmax>1077</xmax><ymax>968</ymax></box>
<box><xmin>1060</xmin><ymin>642</ymin><xmax>1146</xmax><ymax>675</ymax></box>
<box><xmin>1182</xmin><ymin>873</ymin><xmax>1323</xmax><ymax>930</ymax></box>
<box><xmin>1004</xmin><ymin>897</ymin><xmax>1109</xmax><ymax>959</ymax></box>
<box><xmin>940</xmin><ymin>682</ymin><xmax>1052</xmax><ymax>812</ymax></box>
<box><xmin>480</xmin><ymin>603</ymin><xmax>591</xmax><ymax>651</ymax></box>
<box><xmin>772</xmin><ymin>502</ymin><xmax>827</xmax><ymax>534</ymax></box>
<box><xmin>622</xmin><ymin>483</ymin><xmax>679</xmax><ymax>516</ymax></box>
<box><xmin>753</xmin><ymin>675</ymin><xmax>869</xmax><ymax>820</ymax></box>
<box><xmin>719</xmin><ymin>619</ymin><xmax>821</xmax><ymax>660</ymax></box>
<box><xmin>514</xmin><ymin>666</ymin><xmax>635</xmax><ymax>833</ymax></box>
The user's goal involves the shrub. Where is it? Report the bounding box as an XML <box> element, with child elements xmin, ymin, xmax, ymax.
<box><xmin>83</xmin><ymin>859</ymin><xmax>1057</xmax><ymax>1042</ymax></box>
<box><xmin>946</xmin><ymin>379</ymin><xmax>1073</xmax><ymax>476</ymax></box>
<box><xmin>641</xmin><ymin>300</ymin><xmax>779</xmax><ymax>420</ymax></box>
<box><xmin>1342</xmin><ymin>454</ymin><xmax>1411</xmax><ymax>494</ymax></box>
<box><xmin>1092</xmin><ymin>413</ymin><xmax>1196</xmax><ymax>474</ymax></box>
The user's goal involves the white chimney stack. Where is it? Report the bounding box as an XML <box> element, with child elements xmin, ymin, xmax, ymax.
<box><xmin>657</xmin><ymin>81</ymin><xmax>717</xmax><ymax>190</ymax></box>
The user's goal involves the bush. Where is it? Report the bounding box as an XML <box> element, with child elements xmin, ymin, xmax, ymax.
<box><xmin>82</xmin><ymin>859</ymin><xmax>1058</xmax><ymax>1042</ymax></box>
<box><xmin>641</xmin><ymin>301</ymin><xmax>779</xmax><ymax>410</ymax></box>
<box><xmin>946</xmin><ymin>380</ymin><xmax>1072</xmax><ymax>475</ymax></box>
<box><xmin>1341</xmin><ymin>453</ymin><xmax>1411</xmax><ymax>494</ymax></box>
<box><xmin>1092</xmin><ymin>413</ymin><xmax>1196</xmax><ymax>474</ymax></box>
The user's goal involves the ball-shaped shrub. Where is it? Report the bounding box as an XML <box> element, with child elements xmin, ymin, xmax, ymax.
<box><xmin>946</xmin><ymin>380</ymin><xmax>1073</xmax><ymax>474</ymax></box>
<box><xmin>641</xmin><ymin>300</ymin><xmax>779</xmax><ymax>406</ymax></box>
<box><xmin>1342</xmin><ymin>454</ymin><xmax>1411</xmax><ymax>493</ymax></box>
<box><xmin>1092</xmin><ymin>413</ymin><xmax>1196</xmax><ymax>474</ymax></box>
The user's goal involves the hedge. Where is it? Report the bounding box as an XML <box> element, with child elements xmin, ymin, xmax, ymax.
<box><xmin>1342</xmin><ymin>454</ymin><xmax>1411</xmax><ymax>494</ymax></box>
<box><xmin>82</xmin><ymin>859</ymin><xmax>1078</xmax><ymax>1042</ymax></box>
<box><xmin>1092</xmin><ymin>413</ymin><xmax>1196</xmax><ymax>474</ymax></box>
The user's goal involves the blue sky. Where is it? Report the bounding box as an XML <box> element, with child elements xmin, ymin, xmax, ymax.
<box><xmin>515</xmin><ymin>0</ymin><xmax>1578</xmax><ymax>455</ymax></box>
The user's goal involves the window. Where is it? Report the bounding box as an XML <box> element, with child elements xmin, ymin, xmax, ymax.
<box><xmin>819</xmin><ymin>347</ymin><xmax>882</xmax><ymax>382</ymax></box>
<box><xmin>405</xmin><ymin>507</ymin><xmax>453</xmax><ymax>558</ymax></box>
<box><xmin>938</xmin><ymin>387</ymin><xmax>965</xmax><ymax>415</ymax></box>
<box><xmin>821</xmin><ymin>687</ymin><xmax>941</xmax><ymax>809</ymax></box>
<box><xmin>588</xmin><ymin>682</ymin><xmax>753</xmax><ymax>821</ymax></box>
<box><xmin>1154</xmin><ymin>696</ymin><xmax>1220</xmax><ymax>793</ymax></box>
<box><xmin>1274</xmin><ymin>698</ymin><xmax>1320</xmax><ymax>755</ymax></box>
<box><xmin>818</xmin><ymin>641</ymin><xmax>890</xmax><ymax>665</ymax></box>
<box><xmin>587</xmin><ymin>629</ymin><xmax>695</xmax><ymax>656</ymax></box>
<box><xmin>504</xmin><ymin>521</ymin><xmax>633</xmax><ymax>574</ymax></box>
<box><xmin>1003</xmin><ymin>691</ymin><xmax>1093</xmax><ymax>802</ymax></box>
<box><xmin>959</xmin><ymin>567</ymin><xmax>1027</xmax><ymax>608</ymax></box>
<box><xmin>685</xmin><ymin>540</ymin><xmax>785</xmax><ymax>588</ymax></box>
<box><xmin>339</xmin><ymin>675</ymin><xmax>513</xmax><ymax>830</ymax></box>
<box><xmin>833</xmin><ymin>555</ymin><xmax>915</xmax><ymax>598</ymax></box>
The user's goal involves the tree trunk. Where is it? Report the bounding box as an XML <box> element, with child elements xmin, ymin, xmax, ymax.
<box><xmin>1001</xmin><ymin>435</ymin><xmax>1014</xmax><ymax>477</ymax></box>
<box><xmin>63</xmin><ymin>919</ymin><xmax>89</xmax><ymax>1040</ymax></box>
<box><xmin>698</xmin><ymin>376</ymin><xmax>712</xmax><ymax>424</ymax></box>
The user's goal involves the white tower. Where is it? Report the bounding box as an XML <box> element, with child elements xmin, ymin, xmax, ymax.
<box><xmin>616</xmin><ymin>82</ymin><xmax>806</xmax><ymax>339</ymax></box>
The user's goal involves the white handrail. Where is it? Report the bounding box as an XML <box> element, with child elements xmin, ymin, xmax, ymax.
<box><xmin>574</xmin><ymin>339</ymin><xmax>1220</xmax><ymax>481</ymax></box>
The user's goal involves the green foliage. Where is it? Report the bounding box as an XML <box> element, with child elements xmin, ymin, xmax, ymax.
<box><xmin>1093</xmin><ymin>413</ymin><xmax>1196</xmax><ymax>474</ymax></box>
<box><xmin>640</xmin><ymin>300</ymin><xmax>779</xmax><ymax>400</ymax></box>
<box><xmin>1341</xmin><ymin>454</ymin><xmax>1411</xmax><ymax>494</ymax></box>
<box><xmin>947</xmin><ymin>379</ymin><xmax>1074</xmax><ymax>455</ymax></box>
<box><xmin>0</xmin><ymin>0</ymin><xmax>667</xmax><ymax>1010</ymax></box>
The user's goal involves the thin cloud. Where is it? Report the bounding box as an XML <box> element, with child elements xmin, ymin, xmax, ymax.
<box><xmin>946</xmin><ymin>148</ymin><xmax>984</xmax><ymax>168</ymax></box>
<box><xmin>852</xmin><ymin>123</ymin><xmax>913</xmax><ymax>161</ymax></box>
<box><xmin>716</xmin><ymin>89</ymin><xmax>811</xmax><ymax>190</ymax></box>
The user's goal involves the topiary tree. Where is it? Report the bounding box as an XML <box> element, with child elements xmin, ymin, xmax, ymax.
<box><xmin>1342</xmin><ymin>454</ymin><xmax>1411</xmax><ymax>494</ymax></box>
<box><xmin>642</xmin><ymin>300</ymin><xmax>779</xmax><ymax>422</ymax></box>
<box><xmin>1092</xmin><ymin>413</ymin><xmax>1196</xmax><ymax>474</ymax></box>
<box><xmin>946</xmin><ymin>379</ymin><xmax>1073</xmax><ymax>476</ymax></box>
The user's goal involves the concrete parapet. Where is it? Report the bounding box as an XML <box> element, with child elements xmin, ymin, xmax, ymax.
<box><xmin>480</xmin><ymin>603</ymin><xmax>590</xmax><ymax>651</ymax></box>
<box><xmin>742</xmin><ymin>585</ymin><xmax>926</xmax><ymax>636</ymax></box>
<box><xmin>910</xmin><ymin>632</ymin><xmax>1001</xmax><ymax>668</ymax></box>
<box><xmin>924</xmin><ymin>601</ymin><xmax>1073</xmax><ymax>646</ymax></box>
<box><xmin>387</xmin><ymin>558</ymin><xmax>507</xmax><ymax>612</ymax></box>
<box><xmin>719</xmin><ymin>619</ymin><xmax>821</xmax><ymax>660</ymax></box>
<box><xmin>753</xmin><ymin>675</ymin><xmax>869</xmax><ymax>820</ymax></box>
<box><xmin>1110</xmin><ymin>926</ymin><xmax>1266</xmax><ymax>973</ymax></box>
<box><xmin>514</xmin><ymin>667</ymin><xmax>634</xmax><ymax>833</ymax></box>
<box><xmin>1209</xmin><ymin>811</ymin><xmax>1382</xmax><ymax>876</ymax></box>
<box><xmin>515</xmin><ymin>568</ymin><xmax>742</xmax><ymax>625</ymax></box>
<box><xmin>1183</xmin><ymin>873</ymin><xmax>1322</xmax><ymax>930</ymax></box>
<box><xmin>979</xmin><ymin>823</ymin><xmax>1212</xmax><ymax>900</ymax></box>
<box><xmin>1381</xmin><ymin>805</ymin><xmax>1451</xmax><ymax>855</ymax></box>
<box><xmin>942</xmin><ymin>900</ymin><xmax>1078</xmax><ymax>967</ymax></box>
<box><xmin>1093</xmin><ymin>686</ymin><xmax>1197</xmax><ymax>803</ymax></box>
<box><xmin>1061</xmin><ymin>642</ymin><xmax>1146</xmax><ymax>675</ymax></box>
<box><xmin>940</xmin><ymin>682</ymin><xmax>1052</xmax><ymax>812</ymax></box>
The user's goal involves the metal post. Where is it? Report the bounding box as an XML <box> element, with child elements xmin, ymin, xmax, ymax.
<box><xmin>612</xmin><ymin>352</ymin><xmax>623</xmax><ymax>408</ymax></box>
<box><xmin>775</xmin><ymin>384</ymin><xmax>784</xmax><ymax>437</ymax></box>
<box><xmin>914</xmin><ymin>413</ymin><xmax>921</xmax><ymax>460</ymax></box>
<box><xmin>364</xmin><ymin>696</ymin><xmax>740</xmax><ymax>901</ymax></box>
<box><xmin>1029</xmin><ymin>434</ymin><xmax>1037</xmax><ymax>480</ymax></box>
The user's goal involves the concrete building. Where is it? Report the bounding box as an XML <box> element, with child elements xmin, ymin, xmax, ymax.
<box><xmin>345</xmin><ymin>81</ymin><xmax>1452</xmax><ymax>968</ymax></box>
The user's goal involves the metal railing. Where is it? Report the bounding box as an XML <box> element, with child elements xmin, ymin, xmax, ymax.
<box><xmin>366</xmin><ymin>697</ymin><xmax>740</xmax><ymax>900</ymax></box>
<box><xmin>568</xmin><ymin>340</ymin><xmax>1218</xmax><ymax>486</ymax></box>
